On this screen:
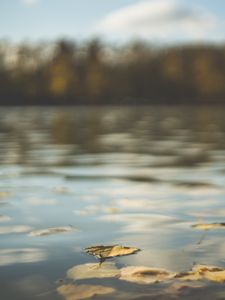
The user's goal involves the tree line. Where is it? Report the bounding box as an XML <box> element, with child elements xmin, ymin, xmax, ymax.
<box><xmin>0</xmin><ymin>39</ymin><xmax>225</xmax><ymax>105</ymax></box>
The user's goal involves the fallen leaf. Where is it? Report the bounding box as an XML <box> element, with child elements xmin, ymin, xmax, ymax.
<box><xmin>119</xmin><ymin>264</ymin><xmax>225</xmax><ymax>284</ymax></box>
<box><xmin>192</xmin><ymin>223</ymin><xmax>225</xmax><ymax>230</ymax></box>
<box><xmin>85</xmin><ymin>245</ymin><xmax>140</xmax><ymax>262</ymax></box>
<box><xmin>67</xmin><ymin>262</ymin><xmax>120</xmax><ymax>280</ymax></box>
<box><xmin>119</xmin><ymin>266</ymin><xmax>175</xmax><ymax>284</ymax></box>
<box><xmin>193</xmin><ymin>264</ymin><xmax>225</xmax><ymax>283</ymax></box>
<box><xmin>57</xmin><ymin>284</ymin><xmax>115</xmax><ymax>300</ymax></box>
<box><xmin>175</xmin><ymin>264</ymin><xmax>225</xmax><ymax>283</ymax></box>
<box><xmin>29</xmin><ymin>226</ymin><xmax>76</xmax><ymax>237</ymax></box>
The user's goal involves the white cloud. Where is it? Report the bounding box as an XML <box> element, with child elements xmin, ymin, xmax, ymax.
<box><xmin>21</xmin><ymin>0</ymin><xmax>39</xmax><ymax>5</ymax></box>
<box><xmin>95</xmin><ymin>0</ymin><xmax>224</xmax><ymax>42</ymax></box>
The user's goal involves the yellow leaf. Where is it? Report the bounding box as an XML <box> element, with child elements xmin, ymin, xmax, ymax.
<box><xmin>85</xmin><ymin>245</ymin><xmax>140</xmax><ymax>260</ymax></box>
<box><xmin>193</xmin><ymin>264</ymin><xmax>225</xmax><ymax>283</ymax></box>
<box><xmin>175</xmin><ymin>264</ymin><xmax>225</xmax><ymax>283</ymax></box>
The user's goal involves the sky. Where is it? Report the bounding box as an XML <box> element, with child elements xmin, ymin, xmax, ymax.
<box><xmin>0</xmin><ymin>0</ymin><xmax>225</xmax><ymax>44</ymax></box>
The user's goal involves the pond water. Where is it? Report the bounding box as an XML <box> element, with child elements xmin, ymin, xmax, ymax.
<box><xmin>0</xmin><ymin>106</ymin><xmax>225</xmax><ymax>300</ymax></box>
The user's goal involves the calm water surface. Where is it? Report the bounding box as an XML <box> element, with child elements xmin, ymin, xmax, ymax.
<box><xmin>0</xmin><ymin>106</ymin><xmax>225</xmax><ymax>300</ymax></box>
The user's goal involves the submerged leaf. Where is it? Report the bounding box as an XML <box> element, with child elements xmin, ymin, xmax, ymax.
<box><xmin>85</xmin><ymin>245</ymin><xmax>140</xmax><ymax>261</ymax></box>
<box><xmin>67</xmin><ymin>262</ymin><xmax>120</xmax><ymax>280</ymax></box>
<box><xmin>29</xmin><ymin>226</ymin><xmax>76</xmax><ymax>237</ymax></box>
<box><xmin>57</xmin><ymin>284</ymin><xmax>115</xmax><ymax>300</ymax></box>
<box><xmin>192</xmin><ymin>223</ymin><xmax>225</xmax><ymax>230</ymax></box>
<box><xmin>119</xmin><ymin>266</ymin><xmax>175</xmax><ymax>284</ymax></box>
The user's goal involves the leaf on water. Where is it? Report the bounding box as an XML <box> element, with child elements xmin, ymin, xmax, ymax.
<box><xmin>204</xmin><ymin>270</ymin><xmax>225</xmax><ymax>282</ymax></box>
<box><xmin>57</xmin><ymin>283</ymin><xmax>115</xmax><ymax>300</ymax></box>
<box><xmin>109</xmin><ymin>245</ymin><xmax>140</xmax><ymax>257</ymax></box>
<box><xmin>175</xmin><ymin>264</ymin><xmax>225</xmax><ymax>283</ymax></box>
<box><xmin>192</xmin><ymin>223</ymin><xmax>225</xmax><ymax>230</ymax></box>
<box><xmin>29</xmin><ymin>226</ymin><xmax>76</xmax><ymax>237</ymax></box>
<box><xmin>193</xmin><ymin>264</ymin><xmax>225</xmax><ymax>283</ymax></box>
<box><xmin>119</xmin><ymin>264</ymin><xmax>225</xmax><ymax>284</ymax></box>
<box><xmin>85</xmin><ymin>245</ymin><xmax>140</xmax><ymax>260</ymax></box>
<box><xmin>119</xmin><ymin>266</ymin><xmax>175</xmax><ymax>284</ymax></box>
<box><xmin>67</xmin><ymin>262</ymin><xmax>120</xmax><ymax>280</ymax></box>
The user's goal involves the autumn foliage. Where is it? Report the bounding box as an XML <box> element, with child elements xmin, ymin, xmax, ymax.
<box><xmin>0</xmin><ymin>39</ymin><xmax>225</xmax><ymax>105</ymax></box>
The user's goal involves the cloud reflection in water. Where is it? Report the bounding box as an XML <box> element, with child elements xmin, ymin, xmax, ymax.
<box><xmin>0</xmin><ymin>248</ymin><xmax>47</xmax><ymax>266</ymax></box>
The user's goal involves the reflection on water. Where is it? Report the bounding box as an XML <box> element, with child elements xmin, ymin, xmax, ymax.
<box><xmin>0</xmin><ymin>106</ymin><xmax>225</xmax><ymax>300</ymax></box>
<box><xmin>0</xmin><ymin>248</ymin><xmax>47</xmax><ymax>266</ymax></box>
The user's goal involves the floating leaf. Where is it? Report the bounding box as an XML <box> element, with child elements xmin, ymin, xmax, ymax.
<box><xmin>193</xmin><ymin>264</ymin><xmax>225</xmax><ymax>283</ymax></box>
<box><xmin>109</xmin><ymin>245</ymin><xmax>140</xmax><ymax>257</ymax></box>
<box><xmin>175</xmin><ymin>264</ymin><xmax>225</xmax><ymax>283</ymax></box>
<box><xmin>119</xmin><ymin>264</ymin><xmax>225</xmax><ymax>285</ymax></box>
<box><xmin>57</xmin><ymin>284</ymin><xmax>115</xmax><ymax>300</ymax></box>
<box><xmin>67</xmin><ymin>262</ymin><xmax>120</xmax><ymax>280</ymax></box>
<box><xmin>204</xmin><ymin>270</ymin><xmax>225</xmax><ymax>283</ymax></box>
<box><xmin>119</xmin><ymin>266</ymin><xmax>175</xmax><ymax>284</ymax></box>
<box><xmin>85</xmin><ymin>245</ymin><xmax>140</xmax><ymax>262</ymax></box>
<box><xmin>29</xmin><ymin>226</ymin><xmax>76</xmax><ymax>237</ymax></box>
<box><xmin>192</xmin><ymin>223</ymin><xmax>225</xmax><ymax>230</ymax></box>
<box><xmin>85</xmin><ymin>245</ymin><xmax>140</xmax><ymax>265</ymax></box>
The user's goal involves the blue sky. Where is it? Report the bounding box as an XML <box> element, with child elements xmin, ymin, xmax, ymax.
<box><xmin>0</xmin><ymin>0</ymin><xmax>224</xmax><ymax>43</ymax></box>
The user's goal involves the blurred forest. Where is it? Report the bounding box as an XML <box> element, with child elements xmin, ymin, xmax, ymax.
<box><xmin>0</xmin><ymin>39</ymin><xmax>225</xmax><ymax>105</ymax></box>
